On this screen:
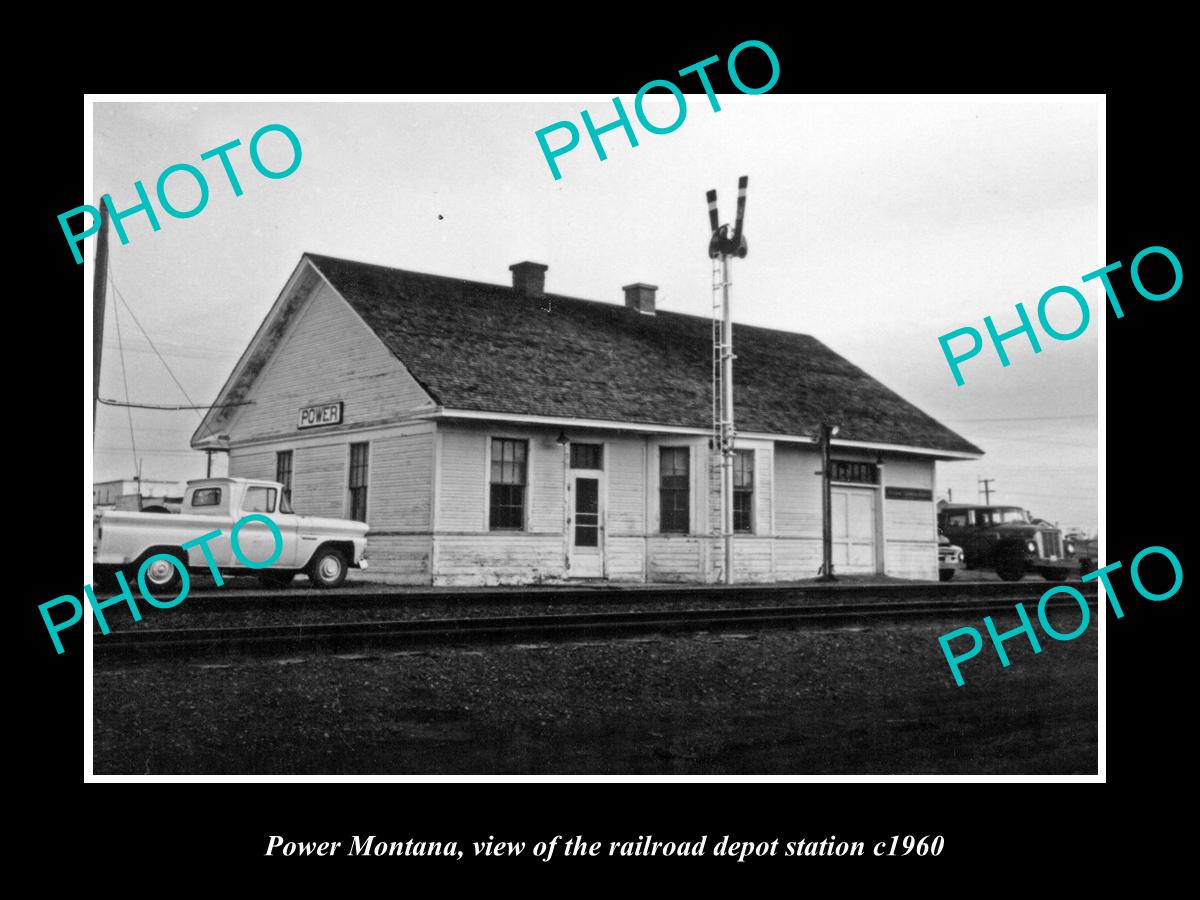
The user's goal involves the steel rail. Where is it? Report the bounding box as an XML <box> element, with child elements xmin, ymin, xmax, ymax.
<box><xmin>94</xmin><ymin>592</ymin><xmax>1098</xmax><ymax>663</ymax></box>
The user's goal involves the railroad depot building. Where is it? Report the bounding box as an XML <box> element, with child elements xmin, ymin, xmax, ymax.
<box><xmin>192</xmin><ymin>254</ymin><xmax>982</xmax><ymax>585</ymax></box>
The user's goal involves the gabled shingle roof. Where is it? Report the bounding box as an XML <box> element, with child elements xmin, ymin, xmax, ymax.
<box><xmin>305</xmin><ymin>253</ymin><xmax>981</xmax><ymax>456</ymax></box>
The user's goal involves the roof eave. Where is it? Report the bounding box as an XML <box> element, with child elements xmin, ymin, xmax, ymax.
<box><xmin>433</xmin><ymin>408</ymin><xmax>983</xmax><ymax>460</ymax></box>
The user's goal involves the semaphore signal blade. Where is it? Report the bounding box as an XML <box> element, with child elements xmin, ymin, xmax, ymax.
<box><xmin>706</xmin><ymin>189</ymin><xmax>720</xmax><ymax>233</ymax></box>
<box><xmin>732</xmin><ymin>176</ymin><xmax>748</xmax><ymax>243</ymax></box>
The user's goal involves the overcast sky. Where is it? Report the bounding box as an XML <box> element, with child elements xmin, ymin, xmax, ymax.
<box><xmin>91</xmin><ymin>98</ymin><xmax>1099</xmax><ymax>533</ymax></box>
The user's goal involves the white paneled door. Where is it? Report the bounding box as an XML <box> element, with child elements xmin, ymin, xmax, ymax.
<box><xmin>831</xmin><ymin>487</ymin><xmax>877</xmax><ymax>574</ymax></box>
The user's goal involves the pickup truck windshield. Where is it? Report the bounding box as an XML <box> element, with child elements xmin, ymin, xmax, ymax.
<box><xmin>976</xmin><ymin>508</ymin><xmax>1029</xmax><ymax>526</ymax></box>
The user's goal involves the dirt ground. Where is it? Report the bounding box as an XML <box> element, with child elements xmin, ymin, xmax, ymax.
<box><xmin>92</xmin><ymin>612</ymin><xmax>1098</xmax><ymax>776</ymax></box>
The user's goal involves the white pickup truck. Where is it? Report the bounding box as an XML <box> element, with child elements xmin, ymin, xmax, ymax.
<box><xmin>93</xmin><ymin>477</ymin><xmax>369</xmax><ymax>591</ymax></box>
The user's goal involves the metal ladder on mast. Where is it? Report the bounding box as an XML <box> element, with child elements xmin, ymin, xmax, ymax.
<box><xmin>711</xmin><ymin>255</ymin><xmax>730</xmax><ymax>575</ymax></box>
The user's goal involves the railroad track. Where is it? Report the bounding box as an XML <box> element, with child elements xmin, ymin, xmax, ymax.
<box><xmin>141</xmin><ymin>578</ymin><xmax>1086</xmax><ymax>610</ymax></box>
<box><xmin>94</xmin><ymin>591</ymin><xmax>1098</xmax><ymax>663</ymax></box>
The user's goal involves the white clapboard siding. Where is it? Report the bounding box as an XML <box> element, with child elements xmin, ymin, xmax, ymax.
<box><xmin>229</xmin><ymin>448</ymin><xmax>275</xmax><ymax>480</ymax></box>
<box><xmin>646</xmin><ymin>537</ymin><xmax>704</xmax><ymax>582</ymax></box>
<box><xmin>884</xmin><ymin>539</ymin><xmax>938</xmax><ymax>580</ymax></box>
<box><xmin>225</xmin><ymin>281</ymin><xmax>430</xmax><ymax>444</ymax></box>
<box><xmin>293</xmin><ymin>443</ymin><xmax>349</xmax><ymax>519</ymax></box>
<box><xmin>438</xmin><ymin>427</ymin><xmax>488</xmax><ymax>531</ymax></box>
<box><xmin>606</xmin><ymin>438</ymin><xmax>645</xmax><ymax>535</ymax></box>
<box><xmin>362</xmin><ymin>535</ymin><xmax>431</xmax><ymax>584</ymax></box>
<box><xmin>604</xmin><ymin>536</ymin><xmax>645</xmax><ymax>581</ymax></box>
<box><xmin>433</xmin><ymin>534</ymin><xmax>565</xmax><ymax>585</ymax></box>
<box><xmin>733</xmin><ymin>536</ymin><xmax>775</xmax><ymax>582</ymax></box>
<box><xmin>884</xmin><ymin>456</ymin><xmax>937</xmax><ymax>579</ymax></box>
<box><xmin>775</xmin><ymin>444</ymin><xmax>822</xmax><ymax>537</ymax></box>
<box><xmin>368</xmin><ymin>426</ymin><xmax>435</xmax><ymax>531</ymax></box>
<box><xmin>774</xmin><ymin>537</ymin><xmax>824</xmax><ymax>581</ymax></box>
<box><xmin>755</xmin><ymin>445</ymin><xmax>773</xmax><ymax>536</ymax></box>
<box><xmin>886</xmin><ymin>457</ymin><xmax>934</xmax><ymax>489</ymax></box>
<box><xmin>530</xmin><ymin>437</ymin><xmax>565</xmax><ymax>533</ymax></box>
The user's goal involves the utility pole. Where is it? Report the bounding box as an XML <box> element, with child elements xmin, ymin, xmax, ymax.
<box><xmin>978</xmin><ymin>477</ymin><xmax>995</xmax><ymax>504</ymax></box>
<box><xmin>92</xmin><ymin>202</ymin><xmax>110</xmax><ymax>436</ymax></box>
<box><xmin>817</xmin><ymin>423</ymin><xmax>839</xmax><ymax>582</ymax></box>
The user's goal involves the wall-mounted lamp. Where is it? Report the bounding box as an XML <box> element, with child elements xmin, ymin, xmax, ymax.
<box><xmin>556</xmin><ymin>430</ymin><xmax>569</xmax><ymax>446</ymax></box>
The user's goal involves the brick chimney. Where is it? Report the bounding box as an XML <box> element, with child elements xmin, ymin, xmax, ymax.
<box><xmin>509</xmin><ymin>261</ymin><xmax>548</xmax><ymax>298</ymax></box>
<box><xmin>623</xmin><ymin>282</ymin><xmax>658</xmax><ymax>315</ymax></box>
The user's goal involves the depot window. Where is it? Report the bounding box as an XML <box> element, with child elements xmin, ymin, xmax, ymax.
<box><xmin>275</xmin><ymin>450</ymin><xmax>293</xmax><ymax>505</ymax></box>
<box><xmin>570</xmin><ymin>442</ymin><xmax>603</xmax><ymax>470</ymax></box>
<box><xmin>734</xmin><ymin>449</ymin><xmax>754</xmax><ymax>533</ymax></box>
<box><xmin>659</xmin><ymin>447</ymin><xmax>690</xmax><ymax>534</ymax></box>
<box><xmin>348</xmin><ymin>442</ymin><xmax>369</xmax><ymax>522</ymax></box>
<box><xmin>829</xmin><ymin>460</ymin><xmax>879</xmax><ymax>485</ymax></box>
<box><xmin>490</xmin><ymin>438</ymin><xmax>528</xmax><ymax>530</ymax></box>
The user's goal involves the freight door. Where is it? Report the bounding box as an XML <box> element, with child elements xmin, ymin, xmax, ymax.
<box><xmin>831</xmin><ymin>487</ymin><xmax>877</xmax><ymax>574</ymax></box>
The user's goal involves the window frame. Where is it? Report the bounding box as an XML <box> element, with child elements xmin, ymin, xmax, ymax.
<box><xmin>275</xmin><ymin>450</ymin><xmax>293</xmax><ymax>505</ymax></box>
<box><xmin>658</xmin><ymin>446</ymin><xmax>691</xmax><ymax>535</ymax></box>
<box><xmin>489</xmin><ymin>437</ymin><xmax>529</xmax><ymax>531</ymax></box>
<box><xmin>829</xmin><ymin>459</ymin><xmax>879</xmax><ymax>485</ymax></box>
<box><xmin>191</xmin><ymin>487</ymin><xmax>222</xmax><ymax>508</ymax></box>
<box><xmin>733</xmin><ymin>448</ymin><xmax>754</xmax><ymax>534</ymax></box>
<box><xmin>348</xmin><ymin>442</ymin><xmax>370</xmax><ymax>523</ymax></box>
<box><xmin>243</xmin><ymin>486</ymin><xmax>277</xmax><ymax>514</ymax></box>
<box><xmin>569</xmin><ymin>442</ymin><xmax>604</xmax><ymax>470</ymax></box>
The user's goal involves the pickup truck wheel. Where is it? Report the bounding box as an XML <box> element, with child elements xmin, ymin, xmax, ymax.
<box><xmin>939</xmin><ymin>570</ymin><xmax>956</xmax><ymax>582</ymax></box>
<box><xmin>258</xmin><ymin>571</ymin><xmax>296</xmax><ymax>589</ymax></box>
<box><xmin>138</xmin><ymin>554</ymin><xmax>183</xmax><ymax>597</ymax></box>
<box><xmin>309</xmin><ymin>548</ymin><xmax>348</xmax><ymax>589</ymax></box>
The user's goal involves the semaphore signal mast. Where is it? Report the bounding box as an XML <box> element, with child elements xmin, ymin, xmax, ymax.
<box><xmin>707</xmin><ymin>176</ymin><xmax>748</xmax><ymax>586</ymax></box>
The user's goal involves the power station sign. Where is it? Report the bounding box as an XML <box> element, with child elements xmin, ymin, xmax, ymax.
<box><xmin>298</xmin><ymin>401</ymin><xmax>343</xmax><ymax>429</ymax></box>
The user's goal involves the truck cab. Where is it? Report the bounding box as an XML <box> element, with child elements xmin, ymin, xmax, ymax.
<box><xmin>937</xmin><ymin>503</ymin><xmax>1077</xmax><ymax>582</ymax></box>
<box><xmin>94</xmin><ymin>477</ymin><xmax>369</xmax><ymax>591</ymax></box>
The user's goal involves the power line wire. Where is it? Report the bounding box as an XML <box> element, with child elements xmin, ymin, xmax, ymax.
<box><xmin>108</xmin><ymin>265</ymin><xmax>221</xmax><ymax>444</ymax></box>
<box><xmin>945</xmin><ymin>414</ymin><xmax>1097</xmax><ymax>423</ymax></box>
<box><xmin>111</xmin><ymin>292</ymin><xmax>138</xmax><ymax>476</ymax></box>
<box><xmin>99</xmin><ymin>397</ymin><xmax>251</xmax><ymax>411</ymax></box>
<box><xmin>108</xmin><ymin>269</ymin><xmax>204</xmax><ymax>415</ymax></box>
<box><xmin>976</xmin><ymin>434</ymin><xmax>1096</xmax><ymax>449</ymax></box>
<box><xmin>94</xmin><ymin>447</ymin><xmax>207</xmax><ymax>456</ymax></box>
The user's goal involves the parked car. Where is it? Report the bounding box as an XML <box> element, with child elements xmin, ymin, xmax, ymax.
<box><xmin>93</xmin><ymin>477</ymin><xmax>369</xmax><ymax>592</ymax></box>
<box><xmin>937</xmin><ymin>503</ymin><xmax>1077</xmax><ymax>582</ymax></box>
<box><xmin>938</xmin><ymin>532</ymin><xmax>964</xmax><ymax>582</ymax></box>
